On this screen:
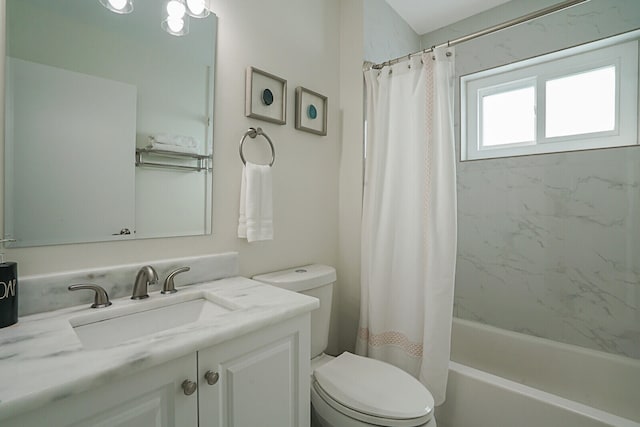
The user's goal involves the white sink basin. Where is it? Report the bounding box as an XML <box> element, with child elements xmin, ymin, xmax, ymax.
<box><xmin>70</xmin><ymin>296</ymin><xmax>233</xmax><ymax>350</ymax></box>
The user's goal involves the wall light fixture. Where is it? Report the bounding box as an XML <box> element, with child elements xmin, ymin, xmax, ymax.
<box><xmin>100</xmin><ymin>0</ymin><xmax>211</xmax><ymax>37</ymax></box>
<box><xmin>162</xmin><ymin>0</ymin><xmax>190</xmax><ymax>36</ymax></box>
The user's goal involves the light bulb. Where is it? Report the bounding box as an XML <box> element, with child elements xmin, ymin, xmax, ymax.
<box><xmin>162</xmin><ymin>11</ymin><xmax>189</xmax><ymax>36</ymax></box>
<box><xmin>99</xmin><ymin>0</ymin><xmax>133</xmax><ymax>14</ymax></box>
<box><xmin>186</xmin><ymin>0</ymin><xmax>205</xmax><ymax>15</ymax></box>
<box><xmin>108</xmin><ymin>0</ymin><xmax>128</xmax><ymax>10</ymax></box>
<box><xmin>167</xmin><ymin>17</ymin><xmax>185</xmax><ymax>33</ymax></box>
<box><xmin>185</xmin><ymin>0</ymin><xmax>209</xmax><ymax>18</ymax></box>
<box><xmin>166</xmin><ymin>0</ymin><xmax>186</xmax><ymax>18</ymax></box>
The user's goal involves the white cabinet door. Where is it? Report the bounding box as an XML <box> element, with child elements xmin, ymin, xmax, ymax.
<box><xmin>198</xmin><ymin>315</ymin><xmax>311</xmax><ymax>427</ymax></box>
<box><xmin>5</xmin><ymin>354</ymin><xmax>198</xmax><ymax>427</ymax></box>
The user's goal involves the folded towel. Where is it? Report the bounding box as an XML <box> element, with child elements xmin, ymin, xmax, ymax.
<box><xmin>146</xmin><ymin>141</ymin><xmax>199</xmax><ymax>154</ymax></box>
<box><xmin>150</xmin><ymin>133</ymin><xmax>199</xmax><ymax>149</ymax></box>
<box><xmin>238</xmin><ymin>162</ymin><xmax>273</xmax><ymax>242</ymax></box>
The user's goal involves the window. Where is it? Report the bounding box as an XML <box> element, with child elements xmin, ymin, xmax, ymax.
<box><xmin>461</xmin><ymin>31</ymin><xmax>639</xmax><ymax>161</ymax></box>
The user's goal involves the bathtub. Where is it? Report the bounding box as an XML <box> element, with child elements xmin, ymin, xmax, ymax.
<box><xmin>435</xmin><ymin>318</ymin><xmax>640</xmax><ymax>427</ymax></box>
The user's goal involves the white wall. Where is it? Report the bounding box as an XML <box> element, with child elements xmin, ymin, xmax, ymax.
<box><xmin>421</xmin><ymin>0</ymin><xmax>640</xmax><ymax>358</ymax></box>
<box><xmin>337</xmin><ymin>0</ymin><xmax>365</xmax><ymax>354</ymax></box>
<box><xmin>0</xmin><ymin>0</ymin><xmax>341</xmax><ymax>289</ymax></box>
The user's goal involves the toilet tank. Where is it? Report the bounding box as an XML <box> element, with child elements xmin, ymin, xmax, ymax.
<box><xmin>253</xmin><ymin>265</ymin><xmax>337</xmax><ymax>359</ymax></box>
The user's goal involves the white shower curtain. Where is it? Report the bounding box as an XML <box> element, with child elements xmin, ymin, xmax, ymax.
<box><xmin>356</xmin><ymin>48</ymin><xmax>457</xmax><ymax>405</ymax></box>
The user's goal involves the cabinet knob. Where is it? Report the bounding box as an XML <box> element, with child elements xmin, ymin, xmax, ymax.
<box><xmin>181</xmin><ymin>379</ymin><xmax>197</xmax><ymax>396</ymax></box>
<box><xmin>204</xmin><ymin>370</ymin><xmax>219</xmax><ymax>385</ymax></box>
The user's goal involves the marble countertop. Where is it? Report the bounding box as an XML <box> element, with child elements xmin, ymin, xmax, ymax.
<box><xmin>0</xmin><ymin>276</ymin><xmax>319</xmax><ymax>421</ymax></box>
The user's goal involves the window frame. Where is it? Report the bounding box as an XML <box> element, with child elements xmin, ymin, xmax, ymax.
<box><xmin>461</xmin><ymin>31</ymin><xmax>639</xmax><ymax>161</ymax></box>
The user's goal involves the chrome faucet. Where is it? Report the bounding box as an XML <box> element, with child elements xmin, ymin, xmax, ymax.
<box><xmin>131</xmin><ymin>265</ymin><xmax>158</xmax><ymax>300</ymax></box>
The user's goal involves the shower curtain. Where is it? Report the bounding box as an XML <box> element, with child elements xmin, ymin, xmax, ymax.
<box><xmin>356</xmin><ymin>48</ymin><xmax>457</xmax><ymax>405</ymax></box>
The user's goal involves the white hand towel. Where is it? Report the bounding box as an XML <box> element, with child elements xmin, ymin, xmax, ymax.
<box><xmin>238</xmin><ymin>162</ymin><xmax>273</xmax><ymax>242</ymax></box>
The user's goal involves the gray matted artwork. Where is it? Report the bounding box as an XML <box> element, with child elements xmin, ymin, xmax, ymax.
<box><xmin>295</xmin><ymin>86</ymin><xmax>327</xmax><ymax>136</ymax></box>
<box><xmin>245</xmin><ymin>66</ymin><xmax>287</xmax><ymax>125</ymax></box>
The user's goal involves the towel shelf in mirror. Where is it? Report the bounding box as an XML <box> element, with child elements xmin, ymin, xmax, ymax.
<box><xmin>135</xmin><ymin>148</ymin><xmax>212</xmax><ymax>172</ymax></box>
<box><xmin>4</xmin><ymin>0</ymin><xmax>217</xmax><ymax>247</ymax></box>
<box><xmin>239</xmin><ymin>127</ymin><xmax>276</xmax><ymax>166</ymax></box>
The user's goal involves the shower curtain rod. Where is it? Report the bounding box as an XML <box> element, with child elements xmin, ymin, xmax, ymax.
<box><xmin>367</xmin><ymin>0</ymin><xmax>590</xmax><ymax>70</ymax></box>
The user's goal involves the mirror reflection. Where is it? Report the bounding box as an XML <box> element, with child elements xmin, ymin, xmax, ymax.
<box><xmin>4</xmin><ymin>0</ymin><xmax>217</xmax><ymax>247</ymax></box>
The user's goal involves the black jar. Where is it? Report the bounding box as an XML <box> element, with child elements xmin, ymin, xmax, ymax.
<box><xmin>0</xmin><ymin>262</ymin><xmax>18</xmax><ymax>328</ymax></box>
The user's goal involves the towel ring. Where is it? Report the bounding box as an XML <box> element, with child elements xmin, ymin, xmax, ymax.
<box><xmin>239</xmin><ymin>127</ymin><xmax>275</xmax><ymax>167</ymax></box>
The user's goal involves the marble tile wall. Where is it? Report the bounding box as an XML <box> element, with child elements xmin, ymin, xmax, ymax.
<box><xmin>18</xmin><ymin>252</ymin><xmax>239</xmax><ymax>316</ymax></box>
<box><xmin>456</xmin><ymin>149</ymin><xmax>640</xmax><ymax>358</ymax></box>
<box><xmin>363</xmin><ymin>0</ymin><xmax>421</xmax><ymax>64</ymax></box>
<box><xmin>423</xmin><ymin>0</ymin><xmax>640</xmax><ymax>358</ymax></box>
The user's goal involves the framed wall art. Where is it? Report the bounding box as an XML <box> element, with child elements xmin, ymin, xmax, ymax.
<box><xmin>295</xmin><ymin>86</ymin><xmax>327</xmax><ymax>136</ymax></box>
<box><xmin>245</xmin><ymin>66</ymin><xmax>287</xmax><ymax>125</ymax></box>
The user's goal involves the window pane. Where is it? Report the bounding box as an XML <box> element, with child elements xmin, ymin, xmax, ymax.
<box><xmin>482</xmin><ymin>86</ymin><xmax>535</xmax><ymax>147</ymax></box>
<box><xmin>545</xmin><ymin>66</ymin><xmax>616</xmax><ymax>138</ymax></box>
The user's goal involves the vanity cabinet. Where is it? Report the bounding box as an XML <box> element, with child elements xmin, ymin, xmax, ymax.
<box><xmin>4</xmin><ymin>315</ymin><xmax>310</xmax><ymax>427</ymax></box>
<box><xmin>197</xmin><ymin>315</ymin><xmax>310</xmax><ymax>427</ymax></box>
<box><xmin>5</xmin><ymin>353</ymin><xmax>198</xmax><ymax>427</ymax></box>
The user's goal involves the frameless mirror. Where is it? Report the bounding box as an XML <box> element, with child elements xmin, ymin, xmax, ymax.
<box><xmin>3</xmin><ymin>0</ymin><xmax>217</xmax><ymax>247</ymax></box>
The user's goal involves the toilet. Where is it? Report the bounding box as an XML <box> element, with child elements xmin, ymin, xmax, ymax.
<box><xmin>253</xmin><ymin>265</ymin><xmax>436</xmax><ymax>427</ymax></box>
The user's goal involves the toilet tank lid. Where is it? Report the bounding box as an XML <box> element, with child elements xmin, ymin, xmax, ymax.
<box><xmin>252</xmin><ymin>264</ymin><xmax>336</xmax><ymax>292</ymax></box>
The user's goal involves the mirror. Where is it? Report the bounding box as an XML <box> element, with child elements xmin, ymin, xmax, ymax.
<box><xmin>3</xmin><ymin>0</ymin><xmax>217</xmax><ymax>247</ymax></box>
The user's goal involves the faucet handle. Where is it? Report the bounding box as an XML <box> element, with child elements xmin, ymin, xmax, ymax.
<box><xmin>162</xmin><ymin>267</ymin><xmax>191</xmax><ymax>294</ymax></box>
<box><xmin>68</xmin><ymin>284</ymin><xmax>112</xmax><ymax>308</ymax></box>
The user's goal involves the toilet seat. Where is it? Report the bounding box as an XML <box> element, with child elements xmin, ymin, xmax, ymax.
<box><xmin>312</xmin><ymin>380</ymin><xmax>433</xmax><ymax>427</ymax></box>
<box><xmin>313</xmin><ymin>352</ymin><xmax>434</xmax><ymax>426</ymax></box>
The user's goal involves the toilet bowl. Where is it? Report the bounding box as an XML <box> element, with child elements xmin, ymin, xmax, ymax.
<box><xmin>253</xmin><ymin>265</ymin><xmax>436</xmax><ymax>427</ymax></box>
<box><xmin>311</xmin><ymin>352</ymin><xmax>435</xmax><ymax>427</ymax></box>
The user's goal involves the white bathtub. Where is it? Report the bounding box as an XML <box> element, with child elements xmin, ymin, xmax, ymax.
<box><xmin>436</xmin><ymin>318</ymin><xmax>640</xmax><ymax>427</ymax></box>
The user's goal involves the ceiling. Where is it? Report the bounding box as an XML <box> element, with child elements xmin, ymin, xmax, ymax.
<box><xmin>385</xmin><ymin>0</ymin><xmax>513</xmax><ymax>35</ymax></box>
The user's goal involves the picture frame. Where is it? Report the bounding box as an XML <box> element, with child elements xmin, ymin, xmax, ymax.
<box><xmin>295</xmin><ymin>86</ymin><xmax>327</xmax><ymax>136</ymax></box>
<box><xmin>245</xmin><ymin>66</ymin><xmax>287</xmax><ymax>125</ymax></box>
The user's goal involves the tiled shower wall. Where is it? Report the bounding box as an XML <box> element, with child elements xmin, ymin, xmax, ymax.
<box><xmin>363</xmin><ymin>0</ymin><xmax>421</xmax><ymax>64</ymax></box>
<box><xmin>423</xmin><ymin>0</ymin><xmax>640</xmax><ymax>358</ymax></box>
<box><xmin>457</xmin><ymin>149</ymin><xmax>640</xmax><ymax>358</ymax></box>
